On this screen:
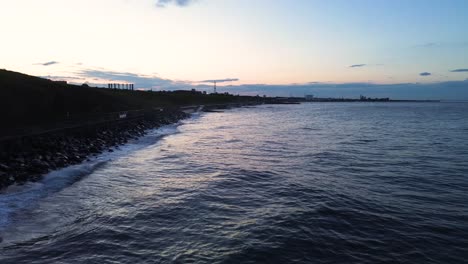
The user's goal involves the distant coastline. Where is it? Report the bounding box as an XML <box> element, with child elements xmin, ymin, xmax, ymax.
<box><xmin>266</xmin><ymin>96</ymin><xmax>440</xmax><ymax>104</ymax></box>
<box><xmin>302</xmin><ymin>94</ymin><xmax>440</xmax><ymax>103</ymax></box>
<box><xmin>304</xmin><ymin>98</ymin><xmax>440</xmax><ymax>103</ymax></box>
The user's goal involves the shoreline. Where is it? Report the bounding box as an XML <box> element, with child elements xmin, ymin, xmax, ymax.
<box><xmin>0</xmin><ymin>102</ymin><xmax>261</xmax><ymax>191</ymax></box>
<box><xmin>0</xmin><ymin>108</ymin><xmax>190</xmax><ymax>190</ymax></box>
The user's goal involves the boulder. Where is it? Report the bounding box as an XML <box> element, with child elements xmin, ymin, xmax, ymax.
<box><xmin>0</xmin><ymin>163</ymin><xmax>9</xmax><ymax>171</ymax></box>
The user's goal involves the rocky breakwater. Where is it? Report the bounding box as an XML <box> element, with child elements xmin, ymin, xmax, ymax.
<box><xmin>0</xmin><ymin>109</ymin><xmax>189</xmax><ymax>190</ymax></box>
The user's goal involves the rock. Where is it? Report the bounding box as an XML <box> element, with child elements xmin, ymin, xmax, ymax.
<box><xmin>30</xmin><ymin>174</ymin><xmax>42</xmax><ymax>182</ymax></box>
<box><xmin>0</xmin><ymin>163</ymin><xmax>9</xmax><ymax>171</ymax></box>
<box><xmin>90</xmin><ymin>146</ymin><xmax>100</xmax><ymax>153</ymax></box>
<box><xmin>31</xmin><ymin>159</ymin><xmax>48</xmax><ymax>172</ymax></box>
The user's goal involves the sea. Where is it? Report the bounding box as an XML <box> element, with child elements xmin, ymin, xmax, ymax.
<box><xmin>1</xmin><ymin>102</ymin><xmax>467</xmax><ymax>264</ymax></box>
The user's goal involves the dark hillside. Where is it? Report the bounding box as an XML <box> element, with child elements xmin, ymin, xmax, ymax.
<box><xmin>0</xmin><ymin>69</ymin><xmax>261</xmax><ymax>134</ymax></box>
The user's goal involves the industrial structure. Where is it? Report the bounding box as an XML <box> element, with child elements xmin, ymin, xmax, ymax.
<box><xmin>107</xmin><ymin>83</ymin><xmax>135</xmax><ymax>90</ymax></box>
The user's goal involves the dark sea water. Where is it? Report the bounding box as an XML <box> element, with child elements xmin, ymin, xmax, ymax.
<box><xmin>1</xmin><ymin>102</ymin><xmax>468</xmax><ymax>263</ymax></box>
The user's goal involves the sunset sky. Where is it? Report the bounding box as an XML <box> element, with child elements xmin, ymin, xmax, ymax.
<box><xmin>1</xmin><ymin>0</ymin><xmax>468</xmax><ymax>98</ymax></box>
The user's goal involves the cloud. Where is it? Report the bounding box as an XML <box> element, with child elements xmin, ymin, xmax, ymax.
<box><xmin>76</xmin><ymin>69</ymin><xmax>189</xmax><ymax>89</ymax></box>
<box><xmin>419</xmin><ymin>72</ymin><xmax>431</xmax><ymax>76</ymax></box>
<box><xmin>41</xmin><ymin>75</ymin><xmax>84</xmax><ymax>81</ymax></box>
<box><xmin>417</xmin><ymin>42</ymin><xmax>438</xmax><ymax>48</ymax></box>
<box><xmin>35</xmin><ymin>61</ymin><xmax>59</xmax><ymax>66</ymax></box>
<box><xmin>415</xmin><ymin>42</ymin><xmax>468</xmax><ymax>48</ymax></box>
<box><xmin>451</xmin><ymin>69</ymin><xmax>468</xmax><ymax>73</ymax></box>
<box><xmin>350</xmin><ymin>64</ymin><xmax>366</xmax><ymax>68</ymax></box>
<box><xmin>156</xmin><ymin>0</ymin><xmax>195</xmax><ymax>8</ymax></box>
<box><xmin>200</xmin><ymin>78</ymin><xmax>239</xmax><ymax>83</ymax></box>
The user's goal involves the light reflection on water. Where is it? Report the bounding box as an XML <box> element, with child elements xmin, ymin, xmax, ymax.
<box><xmin>1</xmin><ymin>103</ymin><xmax>468</xmax><ymax>263</ymax></box>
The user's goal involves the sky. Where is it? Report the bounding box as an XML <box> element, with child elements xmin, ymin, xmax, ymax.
<box><xmin>1</xmin><ymin>0</ymin><xmax>468</xmax><ymax>99</ymax></box>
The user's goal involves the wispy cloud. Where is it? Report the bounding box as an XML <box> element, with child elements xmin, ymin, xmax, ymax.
<box><xmin>35</xmin><ymin>61</ymin><xmax>59</xmax><ymax>66</ymax></box>
<box><xmin>450</xmin><ymin>69</ymin><xmax>468</xmax><ymax>73</ymax></box>
<box><xmin>419</xmin><ymin>72</ymin><xmax>431</xmax><ymax>76</ymax></box>
<box><xmin>414</xmin><ymin>42</ymin><xmax>441</xmax><ymax>48</ymax></box>
<box><xmin>200</xmin><ymin>78</ymin><xmax>239</xmax><ymax>83</ymax></box>
<box><xmin>414</xmin><ymin>42</ymin><xmax>468</xmax><ymax>48</ymax></box>
<box><xmin>350</xmin><ymin>64</ymin><xmax>366</xmax><ymax>68</ymax></box>
<box><xmin>41</xmin><ymin>75</ymin><xmax>84</xmax><ymax>81</ymax></box>
<box><xmin>156</xmin><ymin>0</ymin><xmax>196</xmax><ymax>8</ymax></box>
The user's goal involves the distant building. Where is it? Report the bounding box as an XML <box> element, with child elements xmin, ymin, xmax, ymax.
<box><xmin>305</xmin><ymin>95</ymin><xmax>314</xmax><ymax>101</ymax></box>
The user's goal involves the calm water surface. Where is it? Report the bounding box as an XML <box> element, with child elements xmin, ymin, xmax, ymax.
<box><xmin>1</xmin><ymin>102</ymin><xmax>468</xmax><ymax>263</ymax></box>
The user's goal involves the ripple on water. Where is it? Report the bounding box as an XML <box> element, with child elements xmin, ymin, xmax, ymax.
<box><xmin>1</xmin><ymin>103</ymin><xmax>468</xmax><ymax>263</ymax></box>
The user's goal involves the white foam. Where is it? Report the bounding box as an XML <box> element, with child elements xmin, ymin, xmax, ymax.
<box><xmin>0</xmin><ymin>119</ymin><xmax>192</xmax><ymax>232</ymax></box>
